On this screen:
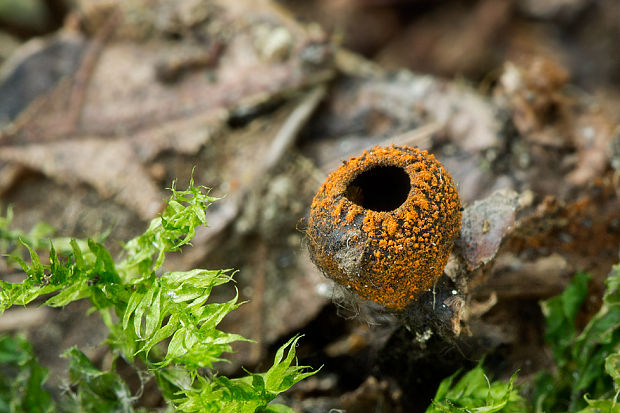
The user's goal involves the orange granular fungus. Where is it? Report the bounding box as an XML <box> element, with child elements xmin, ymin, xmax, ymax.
<box><xmin>307</xmin><ymin>145</ymin><xmax>462</xmax><ymax>310</ymax></box>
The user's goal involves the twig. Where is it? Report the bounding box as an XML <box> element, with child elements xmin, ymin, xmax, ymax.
<box><xmin>262</xmin><ymin>85</ymin><xmax>327</xmax><ymax>172</ymax></box>
<box><xmin>166</xmin><ymin>86</ymin><xmax>327</xmax><ymax>271</ymax></box>
<box><xmin>66</xmin><ymin>8</ymin><xmax>120</xmax><ymax>132</ymax></box>
<box><xmin>380</xmin><ymin>122</ymin><xmax>441</xmax><ymax>148</ymax></box>
<box><xmin>249</xmin><ymin>241</ymin><xmax>267</xmax><ymax>364</ymax></box>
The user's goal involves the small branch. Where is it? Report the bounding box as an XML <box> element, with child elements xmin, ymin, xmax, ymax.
<box><xmin>66</xmin><ymin>8</ymin><xmax>120</xmax><ymax>132</ymax></box>
<box><xmin>249</xmin><ymin>241</ymin><xmax>268</xmax><ymax>364</ymax></box>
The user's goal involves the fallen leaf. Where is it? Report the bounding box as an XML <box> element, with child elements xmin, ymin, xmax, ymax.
<box><xmin>455</xmin><ymin>189</ymin><xmax>519</xmax><ymax>271</ymax></box>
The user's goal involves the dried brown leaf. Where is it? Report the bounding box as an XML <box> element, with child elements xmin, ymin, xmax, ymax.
<box><xmin>455</xmin><ymin>189</ymin><xmax>519</xmax><ymax>271</ymax></box>
<box><xmin>0</xmin><ymin>138</ymin><xmax>163</xmax><ymax>219</ymax></box>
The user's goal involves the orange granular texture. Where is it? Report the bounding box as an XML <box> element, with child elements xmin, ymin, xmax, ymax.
<box><xmin>307</xmin><ymin>145</ymin><xmax>462</xmax><ymax>310</ymax></box>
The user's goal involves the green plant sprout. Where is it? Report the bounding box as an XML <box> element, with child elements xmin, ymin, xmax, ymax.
<box><xmin>427</xmin><ymin>361</ymin><xmax>525</xmax><ymax>412</ymax></box>
<box><xmin>429</xmin><ymin>263</ymin><xmax>620</xmax><ymax>413</ymax></box>
<box><xmin>534</xmin><ymin>265</ymin><xmax>620</xmax><ymax>412</ymax></box>
<box><xmin>0</xmin><ymin>334</ymin><xmax>51</xmax><ymax>413</ymax></box>
<box><xmin>0</xmin><ymin>177</ymin><xmax>316</xmax><ymax>412</ymax></box>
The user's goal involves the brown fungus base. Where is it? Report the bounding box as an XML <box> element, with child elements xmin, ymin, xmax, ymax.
<box><xmin>308</xmin><ymin>145</ymin><xmax>462</xmax><ymax>310</ymax></box>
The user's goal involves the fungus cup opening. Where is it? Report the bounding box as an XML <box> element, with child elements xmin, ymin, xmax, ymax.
<box><xmin>344</xmin><ymin>165</ymin><xmax>411</xmax><ymax>212</ymax></box>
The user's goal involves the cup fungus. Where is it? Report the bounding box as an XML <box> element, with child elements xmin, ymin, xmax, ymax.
<box><xmin>307</xmin><ymin>145</ymin><xmax>462</xmax><ymax>310</ymax></box>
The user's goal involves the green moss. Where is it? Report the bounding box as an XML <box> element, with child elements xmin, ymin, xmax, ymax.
<box><xmin>0</xmin><ymin>176</ymin><xmax>316</xmax><ymax>412</ymax></box>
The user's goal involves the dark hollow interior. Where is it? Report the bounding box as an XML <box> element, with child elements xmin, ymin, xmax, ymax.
<box><xmin>344</xmin><ymin>166</ymin><xmax>411</xmax><ymax>212</ymax></box>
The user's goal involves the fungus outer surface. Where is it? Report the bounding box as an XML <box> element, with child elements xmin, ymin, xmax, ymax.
<box><xmin>307</xmin><ymin>145</ymin><xmax>462</xmax><ymax>310</ymax></box>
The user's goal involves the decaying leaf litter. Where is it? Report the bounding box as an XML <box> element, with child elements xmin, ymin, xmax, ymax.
<box><xmin>0</xmin><ymin>0</ymin><xmax>619</xmax><ymax>411</ymax></box>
